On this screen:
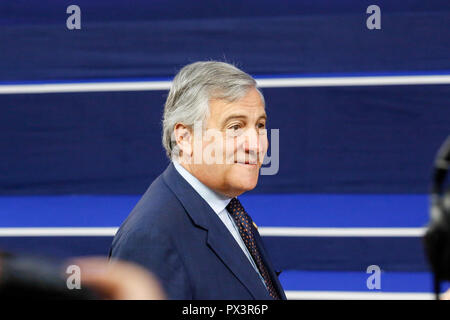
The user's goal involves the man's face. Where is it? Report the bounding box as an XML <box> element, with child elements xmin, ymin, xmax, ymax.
<box><xmin>186</xmin><ymin>87</ymin><xmax>268</xmax><ymax>197</ymax></box>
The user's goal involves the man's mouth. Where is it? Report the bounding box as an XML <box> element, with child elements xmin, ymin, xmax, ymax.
<box><xmin>235</xmin><ymin>160</ymin><xmax>258</xmax><ymax>165</ymax></box>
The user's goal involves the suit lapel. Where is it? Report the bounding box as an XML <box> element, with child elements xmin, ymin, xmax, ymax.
<box><xmin>162</xmin><ymin>163</ymin><xmax>271</xmax><ymax>299</ymax></box>
<box><xmin>205</xmin><ymin>216</ymin><xmax>272</xmax><ymax>300</ymax></box>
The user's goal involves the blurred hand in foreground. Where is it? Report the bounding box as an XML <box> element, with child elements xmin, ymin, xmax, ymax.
<box><xmin>440</xmin><ymin>289</ymin><xmax>450</xmax><ymax>300</ymax></box>
<box><xmin>68</xmin><ymin>257</ymin><xmax>166</xmax><ymax>300</ymax></box>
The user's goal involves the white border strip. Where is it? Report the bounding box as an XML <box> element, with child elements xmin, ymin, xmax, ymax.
<box><xmin>257</xmin><ymin>75</ymin><xmax>450</xmax><ymax>88</ymax></box>
<box><xmin>258</xmin><ymin>227</ymin><xmax>426</xmax><ymax>237</ymax></box>
<box><xmin>0</xmin><ymin>81</ymin><xmax>172</xmax><ymax>94</ymax></box>
<box><xmin>285</xmin><ymin>290</ymin><xmax>434</xmax><ymax>300</ymax></box>
<box><xmin>0</xmin><ymin>227</ymin><xmax>118</xmax><ymax>237</ymax></box>
<box><xmin>1</xmin><ymin>75</ymin><xmax>449</xmax><ymax>94</ymax></box>
<box><xmin>0</xmin><ymin>227</ymin><xmax>425</xmax><ymax>237</ymax></box>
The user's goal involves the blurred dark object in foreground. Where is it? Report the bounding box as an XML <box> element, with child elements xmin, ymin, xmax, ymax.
<box><xmin>423</xmin><ymin>135</ymin><xmax>450</xmax><ymax>299</ymax></box>
<box><xmin>0</xmin><ymin>252</ymin><xmax>99</xmax><ymax>300</ymax></box>
<box><xmin>0</xmin><ymin>252</ymin><xmax>166</xmax><ymax>300</ymax></box>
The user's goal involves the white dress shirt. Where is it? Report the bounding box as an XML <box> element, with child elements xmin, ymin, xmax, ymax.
<box><xmin>173</xmin><ymin>160</ymin><xmax>266</xmax><ymax>287</ymax></box>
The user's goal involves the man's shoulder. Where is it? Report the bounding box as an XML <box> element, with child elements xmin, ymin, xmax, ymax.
<box><xmin>113</xmin><ymin>171</ymin><xmax>188</xmax><ymax>243</ymax></box>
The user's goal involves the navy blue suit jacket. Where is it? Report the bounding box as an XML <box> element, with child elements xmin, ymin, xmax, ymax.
<box><xmin>109</xmin><ymin>163</ymin><xmax>286</xmax><ymax>300</ymax></box>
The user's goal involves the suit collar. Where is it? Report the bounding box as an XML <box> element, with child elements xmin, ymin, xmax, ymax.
<box><xmin>162</xmin><ymin>163</ymin><xmax>272</xmax><ymax>299</ymax></box>
<box><xmin>162</xmin><ymin>162</ymin><xmax>211</xmax><ymax>230</ymax></box>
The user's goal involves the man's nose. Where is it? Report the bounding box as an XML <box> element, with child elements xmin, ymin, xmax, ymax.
<box><xmin>243</xmin><ymin>128</ymin><xmax>261</xmax><ymax>153</ymax></box>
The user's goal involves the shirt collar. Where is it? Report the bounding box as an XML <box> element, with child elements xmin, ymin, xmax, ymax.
<box><xmin>173</xmin><ymin>160</ymin><xmax>232</xmax><ymax>214</ymax></box>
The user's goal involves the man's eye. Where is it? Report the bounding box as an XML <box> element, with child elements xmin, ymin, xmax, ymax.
<box><xmin>230</xmin><ymin>124</ymin><xmax>241</xmax><ymax>130</ymax></box>
<box><xmin>258</xmin><ymin>123</ymin><xmax>266</xmax><ymax>129</ymax></box>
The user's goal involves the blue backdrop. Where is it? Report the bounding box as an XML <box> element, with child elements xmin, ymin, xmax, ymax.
<box><xmin>1</xmin><ymin>0</ymin><xmax>449</xmax><ymax>295</ymax></box>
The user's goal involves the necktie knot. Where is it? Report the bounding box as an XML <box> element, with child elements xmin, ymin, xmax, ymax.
<box><xmin>227</xmin><ymin>197</ymin><xmax>249</xmax><ymax>219</ymax></box>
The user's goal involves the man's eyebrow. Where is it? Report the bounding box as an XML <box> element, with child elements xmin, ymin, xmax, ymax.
<box><xmin>222</xmin><ymin>113</ymin><xmax>267</xmax><ymax>125</ymax></box>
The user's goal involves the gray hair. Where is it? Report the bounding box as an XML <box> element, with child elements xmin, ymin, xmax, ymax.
<box><xmin>162</xmin><ymin>61</ymin><xmax>263</xmax><ymax>159</ymax></box>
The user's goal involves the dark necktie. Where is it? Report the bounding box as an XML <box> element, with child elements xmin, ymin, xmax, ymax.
<box><xmin>226</xmin><ymin>197</ymin><xmax>280</xmax><ymax>300</ymax></box>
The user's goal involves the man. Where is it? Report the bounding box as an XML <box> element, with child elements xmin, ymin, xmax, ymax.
<box><xmin>109</xmin><ymin>61</ymin><xmax>286</xmax><ymax>300</ymax></box>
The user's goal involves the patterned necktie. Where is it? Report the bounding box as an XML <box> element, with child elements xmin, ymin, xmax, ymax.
<box><xmin>226</xmin><ymin>197</ymin><xmax>280</xmax><ymax>300</ymax></box>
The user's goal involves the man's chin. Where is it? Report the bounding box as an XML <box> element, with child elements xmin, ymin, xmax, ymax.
<box><xmin>230</xmin><ymin>176</ymin><xmax>259</xmax><ymax>194</ymax></box>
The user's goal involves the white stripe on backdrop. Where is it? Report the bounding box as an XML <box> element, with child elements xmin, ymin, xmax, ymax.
<box><xmin>285</xmin><ymin>290</ymin><xmax>434</xmax><ymax>300</ymax></box>
<box><xmin>0</xmin><ymin>227</ymin><xmax>425</xmax><ymax>237</ymax></box>
<box><xmin>1</xmin><ymin>75</ymin><xmax>450</xmax><ymax>94</ymax></box>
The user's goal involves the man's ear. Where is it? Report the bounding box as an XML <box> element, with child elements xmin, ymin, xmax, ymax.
<box><xmin>173</xmin><ymin>123</ymin><xmax>193</xmax><ymax>160</ymax></box>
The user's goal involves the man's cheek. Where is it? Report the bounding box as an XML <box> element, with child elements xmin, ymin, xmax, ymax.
<box><xmin>259</xmin><ymin>138</ymin><xmax>269</xmax><ymax>161</ymax></box>
<box><xmin>224</xmin><ymin>140</ymin><xmax>237</xmax><ymax>164</ymax></box>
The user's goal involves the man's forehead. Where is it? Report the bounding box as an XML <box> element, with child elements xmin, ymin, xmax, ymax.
<box><xmin>221</xmin><ymin>110</ymin><xmax>267</xmax><ymax>122</ymax></box>
<box><xmin>211</xmin><ymin>99</ymin><xmax>265</xmax><ymax>117</ymax></box>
